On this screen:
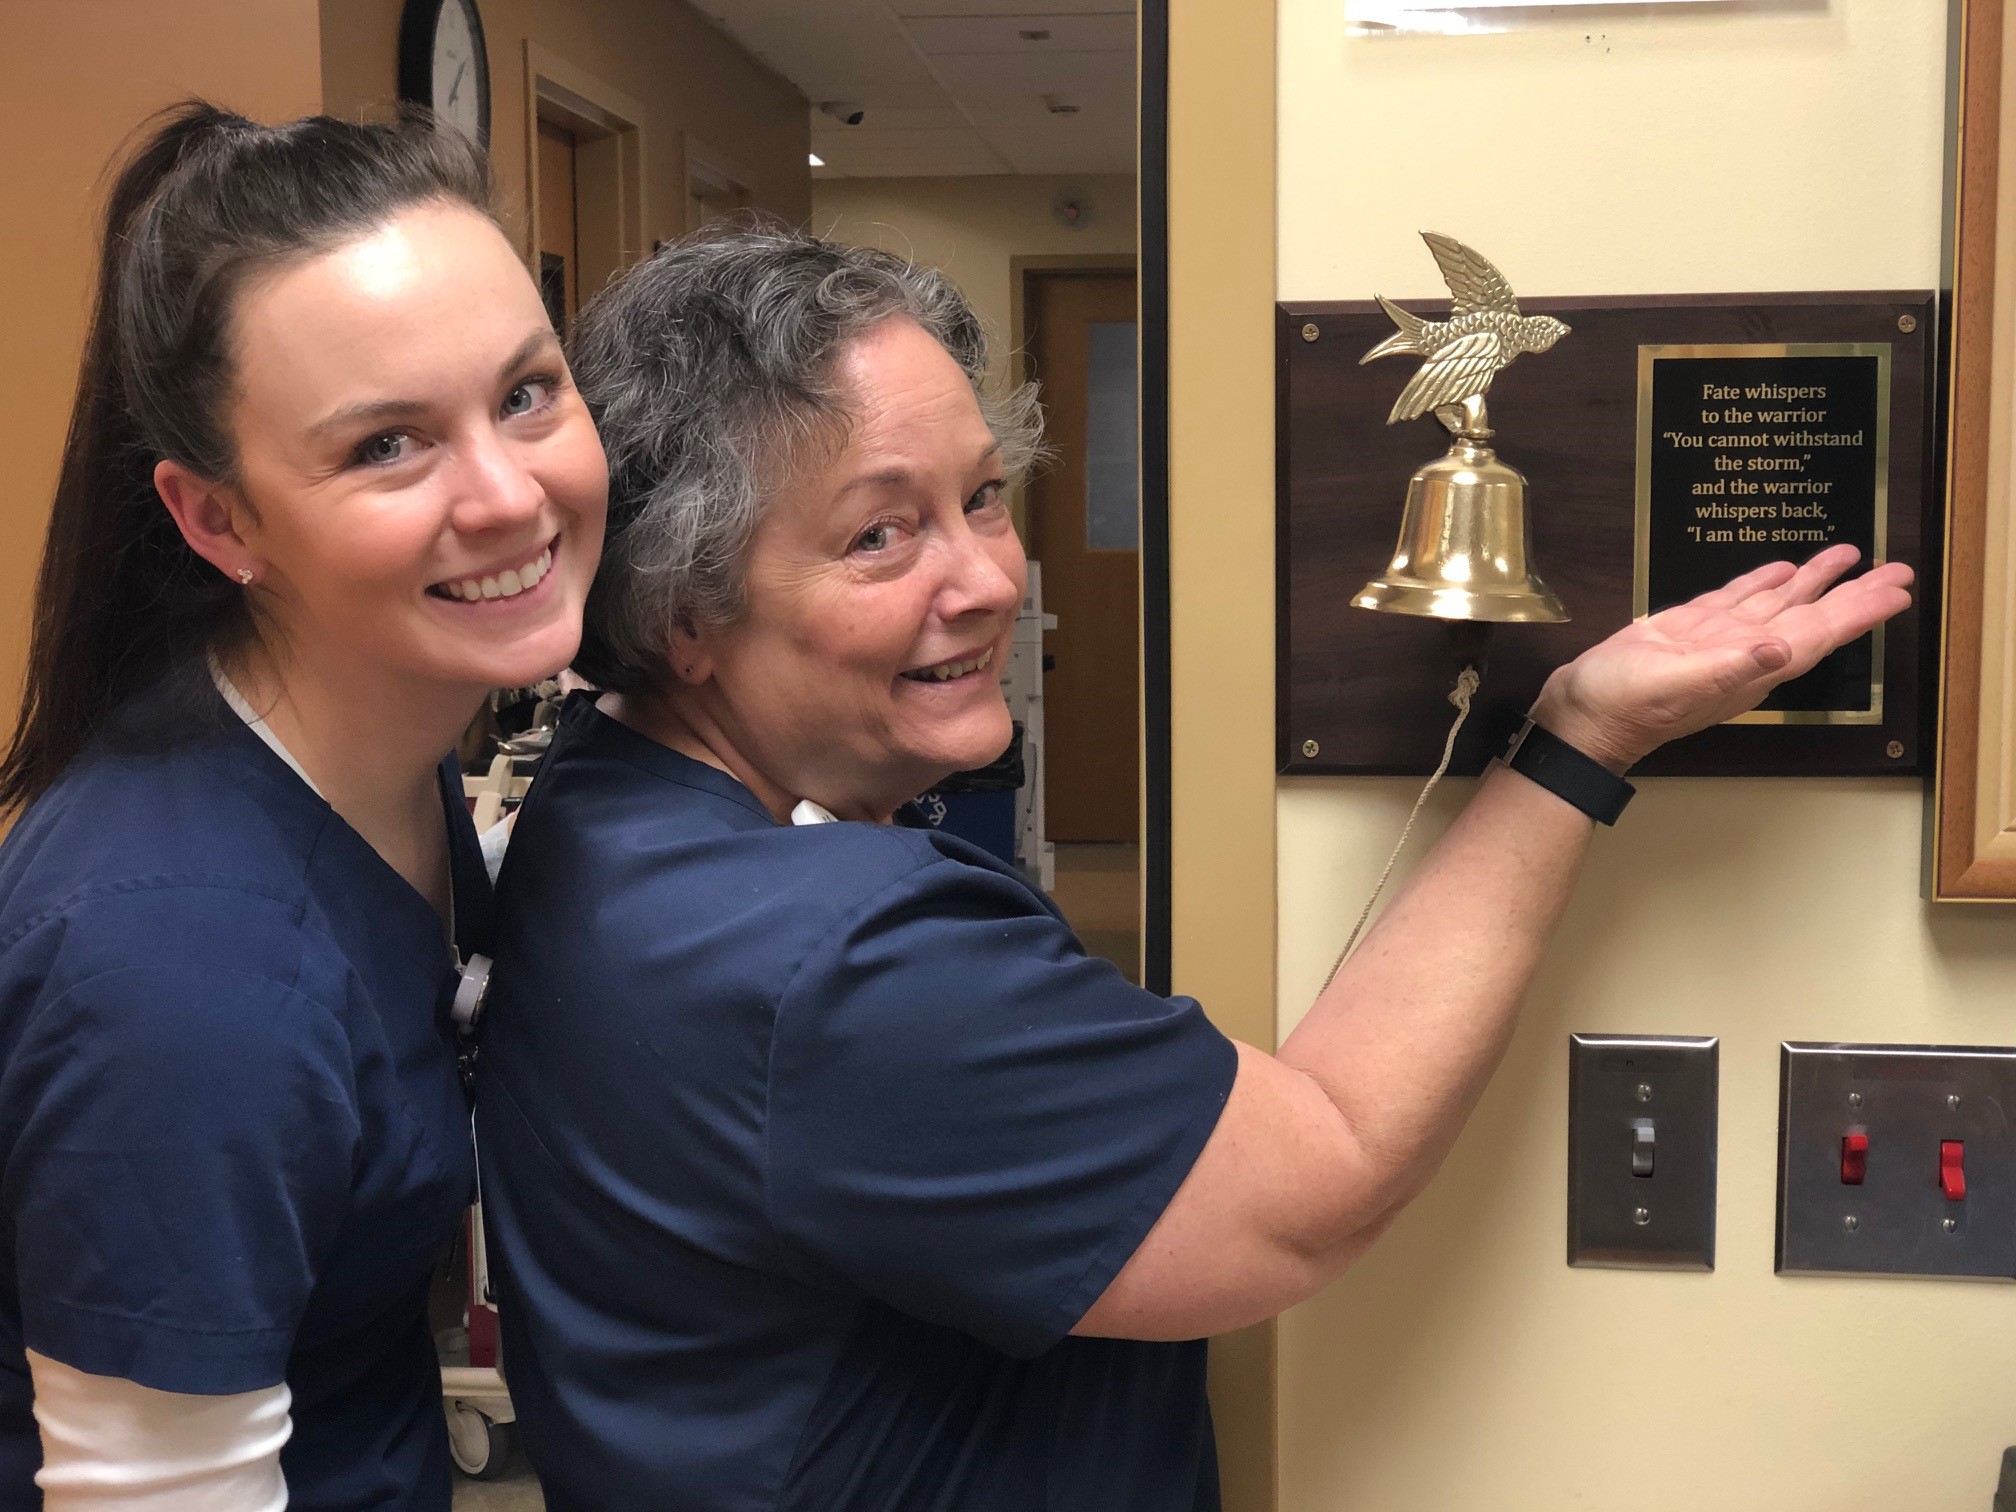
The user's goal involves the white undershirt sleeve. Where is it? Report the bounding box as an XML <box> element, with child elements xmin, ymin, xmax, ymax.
<box><xmin>28</xmin><ymin>1350</ymin><xmax>290</xmax><ymax>1510</ymax></box>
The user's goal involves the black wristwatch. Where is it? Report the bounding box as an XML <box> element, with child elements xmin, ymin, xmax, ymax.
<box><xmin>1502</xmin><ymin>718</ymin><xmax>1635</xmax><ymax>826</ymax></box>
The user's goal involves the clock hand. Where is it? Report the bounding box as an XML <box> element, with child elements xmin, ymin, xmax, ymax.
<box><xmin>449</xmin><ymin>58</ymin><xmax>468</xmax><ymax>107</ymax></box>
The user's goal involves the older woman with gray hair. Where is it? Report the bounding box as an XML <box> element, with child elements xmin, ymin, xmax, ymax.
<box><xmin>475</xmin><ymin>224</ymin><xmax>1909</xmax><ymax>1511</ymax></box>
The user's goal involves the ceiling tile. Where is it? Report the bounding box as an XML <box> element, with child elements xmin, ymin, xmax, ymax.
<box><xmin>701</xmin><ymin>0</ymin><xmax>1138</xmax><ymax>178</ymax></box>
<box><xmin>697</xmin><ymin>0</ymin><xmax>935</xmax><ymax>94</ymax></box>
<box><xmin>831</xmin><ymin>81</ymin><xmax>967</xmax><ymax>112</ymax></box>
<box><xmin>929</xmin><ymin>47</ymin><xmax>1133</xmax><ymax>94</ymax></box>
<box><xmin>900</xmin><ymin>14</ymin><xmax>1134</xmax><ymax>53</ymax></box>
<box><xmin>812</xmin><ymin>126</ymin><xmax>1014</xmax><ymax>175</ymax></box>
<box><xmin>819</xmin><ymin>146</ymin><xmax>1014</xmax><ymax>176</ymax></box>
<box><xmin>813</xmin><ymin>105</ymin><xmax>970</xmax><ymax>132</ymax></box>
<box><xmin>812</xmin><ymin>126</ymin><xmax>993</xmax><ymax>155</ymax></box>
<box><xmin>965</xmin><ymin>111</ymin><xmax>1133</xmax><ymax>173</ymax></box>
<box><xmin>890</xmin><ymin>0</ymin><xmax>1134</xmax><ymax>15</ymax></box>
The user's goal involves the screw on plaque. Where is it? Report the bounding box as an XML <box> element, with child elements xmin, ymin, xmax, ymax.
<box><xmin>1301</xmin><ymin>739</ymin><xmax>1320</xmax><ymax>758</ymax></box>
<box><xmin>1897</xmin><ymin>313</ymin><xmax>1917</xmax><ymax>334</ymax></box>
<box><xmin>1301</xmin><ymin>323</ymin><xmax>1320</xmax><ymax>343</ymax></box>
<box><xmin>1886</xmin><ymin>740</ymin><xmax>1905</xmax><ymax>759</ymax></box>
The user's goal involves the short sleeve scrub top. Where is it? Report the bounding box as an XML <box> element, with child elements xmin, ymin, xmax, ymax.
<box><xmin>478</xmin><ymin>694</ymin><xmax>1241</xmax><ymax>1512</ymax></box>
<box><xmin>0</xmin><ymin>679</ymin><xmax>486</xmax><ymax>1509</ymax></box>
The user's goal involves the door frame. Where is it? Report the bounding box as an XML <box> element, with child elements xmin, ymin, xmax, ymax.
<box><xmin>1011</xmin><ymin>254</ymin><xmax>1137</xmax><ymax>395</ymax></box>
<box><xmin>1142</xmin><ymin>2</ymin><xmax>1279</xmax><ymax>1510</ymax></box>
<box><xmin>685</xmin><ymin>135</ymin><xmax>757</xmax><ymax>232</ymax></box>
<box><xmin>523</xmin><ymin>43</ymin><xmax>647</xmax><ymax>306</ymax></box>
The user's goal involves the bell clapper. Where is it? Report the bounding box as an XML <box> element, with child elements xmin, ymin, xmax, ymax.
<box><xmin>1445</xmin><ymin>620</ymin><xmax>1493</xmax><ymax>684</ymax></box>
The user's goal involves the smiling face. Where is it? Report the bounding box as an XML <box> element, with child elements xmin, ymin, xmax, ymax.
<box><xmin>680</xmin><ymin>316</ymin><xmax>1026</xmax><ymax>819</ymax></box>
<box><xmin>216</xmin><ymin>200</ymin><xmax>607</xmax><ymax>698</ymax></box>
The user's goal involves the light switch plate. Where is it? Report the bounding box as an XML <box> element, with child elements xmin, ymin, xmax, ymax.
<box><xmin>1777</xmin><ymin>1042</ymin><xmax>2016</xmax><ymax>1279</ymax></box>
<box><xmin>1568</xmin><ymin>1034</ymin><xmax>1717</xmax><ymax>1270</ymax></box>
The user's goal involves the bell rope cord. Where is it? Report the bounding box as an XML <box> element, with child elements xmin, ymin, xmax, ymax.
<box><xmin>1323</xmin><ymin>662</ymin><xmax>1482</xmax><ymax>989</ymax></box>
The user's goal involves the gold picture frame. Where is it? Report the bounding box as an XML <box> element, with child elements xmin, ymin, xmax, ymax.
<box><xmin>1932</xmin><ymin>0</ymin><xmax>2016</xmax><ymax>899</ymax></box>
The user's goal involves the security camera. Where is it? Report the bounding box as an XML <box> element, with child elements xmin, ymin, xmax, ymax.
<box><xmin>818</xmin><ymin>101</ymin><xmax>866</xmax><ymax>127</ymax></box>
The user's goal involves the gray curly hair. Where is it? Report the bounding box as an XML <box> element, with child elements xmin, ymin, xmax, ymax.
<box><xmin>566</xmin><ymin>220</ymin><xmax>1045</xmax><ymax>693</ymax></box>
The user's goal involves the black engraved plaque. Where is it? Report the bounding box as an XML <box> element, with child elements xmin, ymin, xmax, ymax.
<box><xmin>1639</xmin><ymin>346</ymin><xmax>1888</xmax><ymax>722</ymax></box>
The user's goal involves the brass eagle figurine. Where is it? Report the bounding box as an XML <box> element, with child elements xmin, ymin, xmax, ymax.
<box><xmin>1361</xmin><ymin>232</ymin><xmax>1569</xmax><ymax>435</ymax></box>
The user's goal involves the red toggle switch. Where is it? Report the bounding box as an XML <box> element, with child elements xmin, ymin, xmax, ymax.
<box><xmin>1940</xmin><ymin>1140</ymin><xmax>1966</xmax><ymax>1201</ymax></box>
<box><xmin>1841</xmin><ymin>1132</ymin><xmax>1868</xmax><ymax>1184</ymax></box>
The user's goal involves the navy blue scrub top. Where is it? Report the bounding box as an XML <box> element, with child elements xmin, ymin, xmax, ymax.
<box><xmin>477</xmin><ymin>694</ymin><xmax>1239</xmax><ymax>1512</ymax></box>
<box><xmin>0</xmin><ymin>680</ymin><xmax>485</xmax><ymax>1510</ymax></box>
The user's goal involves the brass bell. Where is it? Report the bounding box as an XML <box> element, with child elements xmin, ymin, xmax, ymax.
<box><xmin>1352</xmin><ymin>437</ymin><xmax>1568</xmax><ymax>623</ymax></box>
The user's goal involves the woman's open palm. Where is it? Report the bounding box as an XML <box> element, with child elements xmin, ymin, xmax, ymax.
<box><xmin>1538</xmin><ymin>545</ymin><xmax>1915</xmax><ymax>769</ymax></box>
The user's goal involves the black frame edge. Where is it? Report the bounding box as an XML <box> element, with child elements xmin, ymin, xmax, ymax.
<box><xmin>1140</xmin><ymin>0</ymin><xmax>1173</xmax><ymax>997</ymax></box>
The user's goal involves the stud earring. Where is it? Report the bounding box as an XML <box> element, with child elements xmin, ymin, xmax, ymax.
<box><xmin>236</xmin><ymin>567</ymin><xmax>255</xmax><ymax>586</ymax></box>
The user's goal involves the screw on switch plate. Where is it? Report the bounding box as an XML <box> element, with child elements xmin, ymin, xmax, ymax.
<box><xmin>1568</xmin><ymin>1034</ymin><xmax>1718</xmax><ymax>1270</ymax></box>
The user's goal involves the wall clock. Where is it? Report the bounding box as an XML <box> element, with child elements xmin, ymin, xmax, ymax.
<box><xmin>398</xmin><ymin>0</ymin><xmax>490</xmax><ymax>147</ymax></box>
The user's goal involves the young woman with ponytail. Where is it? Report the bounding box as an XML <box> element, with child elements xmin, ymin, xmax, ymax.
<box><xmin>0</xmin><ymin>103</ymin><xmax>606</xmax><ymax>1507</ymax></box>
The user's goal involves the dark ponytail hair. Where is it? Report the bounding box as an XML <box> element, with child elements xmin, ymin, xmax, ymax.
<box><xmin>0</xmin><ymin>101</ymin><xmax>496</xmax><ymax>814</ymax></box>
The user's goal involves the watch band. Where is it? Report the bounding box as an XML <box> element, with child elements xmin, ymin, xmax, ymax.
<box><xmin>1502</xmin><ymin>718</ymin><xmax>1636</xmax><ymax>826</ymax></box>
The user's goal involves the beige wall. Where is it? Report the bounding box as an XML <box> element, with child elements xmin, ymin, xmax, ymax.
<box><xmin>320</xmin><ymin>0</ymin><xmax>810</xmax><ymax>270</ymax></box>
<box><xmin>1166</xmin><ymin>1</ymin><xmax>1278</xmax><ymax>1506</ymax></box>
<box><xmin>812</xmin><ymin>173</ymin><xmax>1138</xmax><ymax>393</ymax></box>
<box><xmin>0</xmin><ymin>0</ymin><xmax>325</xmax><ymax>709</ymax></box>
<box><xmin>1273</xmin><ymin>6</ymin><xmax>2016</xmax><ymax>1511</ymax></box>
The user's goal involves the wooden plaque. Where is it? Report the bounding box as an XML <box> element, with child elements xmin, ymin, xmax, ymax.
<box><xmin>1277</xmin><ymin>293</ymin><xmax>1937</xmax><ymax>777</ymax></box>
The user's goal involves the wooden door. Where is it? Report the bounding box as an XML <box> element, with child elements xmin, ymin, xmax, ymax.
<box><xmin>536</xmin><ymin>117</ymin><xmax>578</xmax><ymax>329</ymax></box>
<box><xmin>1026</xmin><ymin>271</ymin><xmax>1140</xmax><ymax>843</ymax></box>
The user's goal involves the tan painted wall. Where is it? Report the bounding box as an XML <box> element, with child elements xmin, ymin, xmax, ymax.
<box><xmin>1272</xmin><ymin>6</ymin><xmax>2016</xmax><ymax>1511</ymax></box>
<box><xmin>1165</xmin><ymin>1</ymin><xmax>1278</xmax><ymax>1507</ymax></box>
<box><xmin>0</xmin><ymin>0</ymin><xmax>324</xmax><ymax>716</ymax></box>
<box><xmin>811</xmin><ymin>174</ymin><xmax>1138</xmax><ymax>394</ymax></box>
<box><xmin>320</xmin><ymin>0</ymin><xmax>810</xmax><ymax>269</ymax></box>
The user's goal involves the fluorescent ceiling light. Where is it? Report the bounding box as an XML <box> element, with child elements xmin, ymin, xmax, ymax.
<box><xmin>809</xmin><ymin>153</ymin><xmax>825</xmax><ymax>167</ymax></box>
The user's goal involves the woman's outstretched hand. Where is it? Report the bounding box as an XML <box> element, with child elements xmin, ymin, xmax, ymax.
<box><xmin>1529</xmin><ymin>544</ymin><xmax>1915</xmax><ymax>773</ymax></box>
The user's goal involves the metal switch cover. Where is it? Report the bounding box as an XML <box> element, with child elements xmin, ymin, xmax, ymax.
<box><xmin>1568</xmin><ymin>1034</ymin><xmax>1717</xmax><ymax>1269</ymax></box>
<box><xmin>1777</xmin><ymin>1042</ymin><xmax>2016</xmax><ymax>1279</ymax></box>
